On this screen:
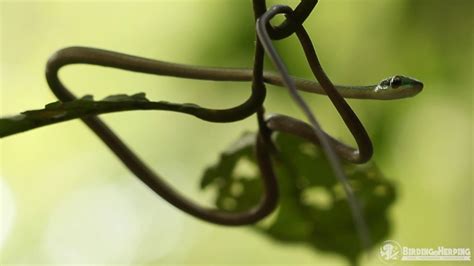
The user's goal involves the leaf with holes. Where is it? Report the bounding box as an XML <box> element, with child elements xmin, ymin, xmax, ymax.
<box><xmin>200</xmin><ymin>131</ymin><xmax>396</xmax><ymax>265</ymax></box>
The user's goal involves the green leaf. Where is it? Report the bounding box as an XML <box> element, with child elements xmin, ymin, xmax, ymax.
<box><xmin>201</xmin><ymin>132</ymin><xmax>396</xmax><ymax>265</ymax></box>
<box><xmin>0</xmin><ymin>93</ymin><xmax>202</xmax><ymax>138</ymax></box>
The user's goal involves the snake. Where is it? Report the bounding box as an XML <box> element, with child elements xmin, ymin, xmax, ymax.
<box><xmin>44</xmin><ymin>1</ymin><xmax>423</xmax><ymax>230</ymax></box>
<box><xmin>47</xmin><ymin>46</ymin><xmax>422</xmax><ymax>103</ymax></box>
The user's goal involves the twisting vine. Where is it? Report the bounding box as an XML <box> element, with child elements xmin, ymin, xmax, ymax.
<box><xmin>256</xmin><ymin>4</ymin><xmax>373</xmax><ymax>248</ymax></box>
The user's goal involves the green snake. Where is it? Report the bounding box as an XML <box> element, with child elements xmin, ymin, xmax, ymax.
<box><xmin>45</xmin><ymin>45</ymin><xmax>422</xmax><ymax>226</ymax></box>
<box><xmin>45</xmin><ymin>2</ymin><xmax>423</xmax><ymax>246</ymax></box>
<box><xmin>47</xmin><ymin>46</ymin><xmax>422</xmax><ymax>102</ymax></box>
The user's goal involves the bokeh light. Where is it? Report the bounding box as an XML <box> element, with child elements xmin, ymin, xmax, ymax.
<box><xmin>43</xmin><ymin>179</ymin><xmax>184</xmax><ymax>264</ymax></box>
<box><xmin>0</xmin><ymin>178</ymin><xmax>16</xmax><ymax>250</ymax></box>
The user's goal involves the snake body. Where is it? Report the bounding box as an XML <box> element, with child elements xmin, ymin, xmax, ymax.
<box><xmin>47</xmin><ymin>46</ymin><xmax>422</xmax><ymax>101</ymax></box>
<box><xmin>44</xmin><ymin>1</ymin><xmax>423</xmax><ymax>240</ymax></box>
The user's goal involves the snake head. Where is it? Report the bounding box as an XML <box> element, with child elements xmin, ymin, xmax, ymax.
<box><xmin>375</xmin><ymin>75</ymin><xmax>423</xmax><ymax>99</ymax></box>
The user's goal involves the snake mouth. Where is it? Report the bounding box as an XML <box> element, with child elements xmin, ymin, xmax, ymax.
<box><xmin>397</xmin><ymin>76</ymin><xmax>423</xmax><ymax>98</ymax></box>
<box><xmin>411</xmin><ymin>79</ymin><xmax>424</xmax><ymax>95</ymax></box>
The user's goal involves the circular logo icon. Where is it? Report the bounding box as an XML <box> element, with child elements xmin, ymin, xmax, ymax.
<box><xmin>378</xmin><ymin>240</ymin><xmax>402</xmax><ymax>264</ymax></box>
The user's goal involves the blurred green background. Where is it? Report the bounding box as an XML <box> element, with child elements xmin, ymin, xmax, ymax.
<box><xmin>0</xmin><ymin>0</ymin><xmax>472</xmax><ymax>265</ymax></box>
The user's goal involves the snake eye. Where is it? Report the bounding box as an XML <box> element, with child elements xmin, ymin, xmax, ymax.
<box><xmin>390</xmin><ymin>76</ymin><xmax>402</xmax><ymax>88</ymax></box>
